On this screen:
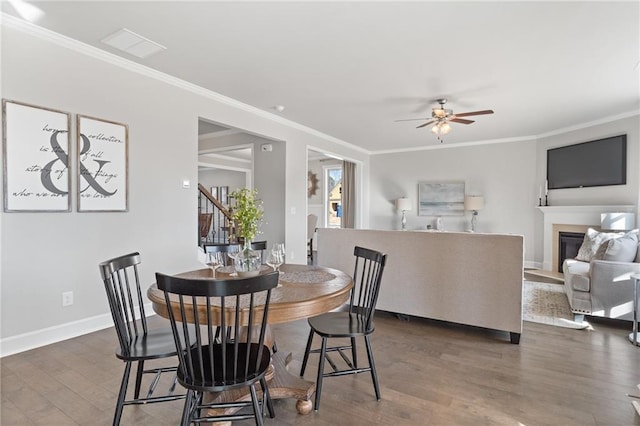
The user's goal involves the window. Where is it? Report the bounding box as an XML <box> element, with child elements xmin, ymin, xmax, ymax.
<box><xmin>324</xmin><ymin>166</ymin><xmax>342</xmax><ymax>228</ymax></box>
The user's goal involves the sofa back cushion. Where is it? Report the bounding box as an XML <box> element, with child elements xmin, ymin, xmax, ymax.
<box><xmin>593</xmin><ymin>231</ymin><xmax>638</xmax><ymax>262</ymax></box>
<box><xmin>576</xmin><ymin>228</ymin><xmax>624</xmax><ymax>262</ymax></box>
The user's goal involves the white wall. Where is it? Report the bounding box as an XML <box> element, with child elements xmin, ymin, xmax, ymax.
<box><xmin>369</xmin><ymin>140</ymin><xmax>538</xmax><ymax>264</ymax></box>
<box><xmin>0</xmin><ymin>21</ymin><xmax>368</xmax><ymax>355</ymax></box>
<box><xmin>253</xmin><ymin>139</ymin><xmax>286</xmax><ymax>248</ymax></box>
<box><xmin>198</xmin><ymin>168</ymin><xmax>246</xmax><ymax>196</ymax></box>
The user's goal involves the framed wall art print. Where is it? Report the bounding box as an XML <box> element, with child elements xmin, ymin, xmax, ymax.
<box><xmin>418</xmin><ymin>181</ymin><xmax>465</xmax><ymax>216</ymax></box>
<box><xmin>77</xmin><ymin>115</ymin><xmax>128</xmax><ymax>212</ymax></box>
<box><xmin>2</xmin><ymin>99</ymin><xmax>72</xmax><ymax>212</ymax></box>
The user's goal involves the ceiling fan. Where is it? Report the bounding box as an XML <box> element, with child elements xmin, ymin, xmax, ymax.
<box><xmin>396</xmin><ymin>98</ymin><xmax>494</xmax><ymax>140</ymax></box>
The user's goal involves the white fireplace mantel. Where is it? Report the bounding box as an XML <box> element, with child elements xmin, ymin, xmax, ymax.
<box><xmin>538</xmin><ymin>205</ymin><xmax>636</xmax><ymax>271</ymax></box>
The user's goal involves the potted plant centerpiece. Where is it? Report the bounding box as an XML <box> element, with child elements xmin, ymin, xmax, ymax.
<box><xmin>229</xmin><ymin>188</ymin><xmax>264</xmax><ymax>277</ymax></box>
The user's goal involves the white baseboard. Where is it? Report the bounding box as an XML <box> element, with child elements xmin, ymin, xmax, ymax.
<box><xmin>1</xmin><ymin>303</ymin><xmax>153</xmax><ymax>358</ymax></box>
<box><xmin>1</xmin><ymin>313</ymin><xmax>113</xmax><ymax>358</ymax></box>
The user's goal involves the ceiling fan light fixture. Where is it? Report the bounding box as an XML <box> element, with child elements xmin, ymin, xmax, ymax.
<box><xmin>433</xmin><ymin>108</ymin><xmax>447</xmax><ymax>118</ymax></box>
<box><xmin>431</xmin><ymin>121</ymin><xmax>452</xmax><ymax>135</ymax></box>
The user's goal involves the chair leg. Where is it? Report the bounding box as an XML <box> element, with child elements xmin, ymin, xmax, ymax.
<box><xmin>261</xmin><ymin>377</ymin><xmax>275</xmax><ymax>418</ymax></box>
<box><xmin>364</xmin><ymin>335</ymin><xmax>381</xmax><ymax>400</ymax></box>
<box><xmin>314</xmin><ymin>337</ymin><xmax>328</xmax><ymax>411</ymax></box>
<box><xmin>181</xmin><ymin>390</ymin><xmax>194</xmax><ymax>426</ymax></box>
<box><xmin>134</xmin><ymin>360</ymin><xmax>144</xmax><ymax>399</ymax></box>
<box><xmin>249</xmin><ymin>383</ymin><xmax>264</xmax><ymax>426</ymax></box>
<box><xmin>113</xmin><ymin>361</ymin><xmax>132</xmax><ymax>426</ymax></box>
<box><xmin>351</xmin><ymin>337</ymin><xmax>358</xmax><ymax>368</ymax></box>
<box><xmin>300</xmin><ymin>328</ymin><xmax>315</xmax><ymax>376</ymax></box>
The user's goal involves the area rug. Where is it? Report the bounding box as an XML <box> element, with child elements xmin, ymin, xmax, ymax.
<box><xmin>523</xmin><ymin>281</ymin><xmax>591</xmax><ymax>329</ymax></box>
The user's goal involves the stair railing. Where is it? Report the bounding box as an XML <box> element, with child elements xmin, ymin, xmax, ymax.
<box><xmin>198</xmin><ymin>183</ymin><xmax>235</xmax><ymax>245</ymax></box>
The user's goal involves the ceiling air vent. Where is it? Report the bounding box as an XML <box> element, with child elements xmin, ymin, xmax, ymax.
<box><xmin>101</xmin><ymin>28</ymin><xmax>166</xmax><ymax>58</ymax></box>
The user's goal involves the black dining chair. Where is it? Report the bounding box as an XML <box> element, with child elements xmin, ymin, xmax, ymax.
<box><xmin>99</xmin><ymin>252</ymin><xmax>189</xmax><ymax>426</ymax></box>
<box><xmin>156</xmin><ymin>270</ymin><xmax>279</xmax><ymax>426</ymax></box>
<box><xmin>299</xmin><ymin>246</ymin><xmax>387</xmax><ymax>411</ymax></box>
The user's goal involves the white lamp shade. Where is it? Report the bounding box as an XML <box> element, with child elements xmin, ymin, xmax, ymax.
<box><xmin>600</xmin><ymin>212</ymin><xmax>635</xmax><ymax>231</ymax></box>
<box><xmin>396</xmin><ymin>197</ymin><xmax>411</xmax><ymax>211</ymax></box>
<box><xmin>464</xmin><ymin>195</ymin><xmax>485</xmax><ymax>211</ymax></box>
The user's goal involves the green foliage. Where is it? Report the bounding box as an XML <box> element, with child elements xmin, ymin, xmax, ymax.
<box><xmin>229</xmin><ymin>188</ymin><xmax>263</xmax><ymax>242</ymax></box>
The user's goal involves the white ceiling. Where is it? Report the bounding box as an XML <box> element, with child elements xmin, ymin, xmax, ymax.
<box><xmin>4</xmin><ymin>1</ymin><xmax>639</xmax><ymax>152</ymax></box>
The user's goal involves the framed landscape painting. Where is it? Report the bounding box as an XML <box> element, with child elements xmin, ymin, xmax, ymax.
<box><xmin>418</xmin><ymin>182</ymin><xmax>465</xmax><ymax>216</ymax></box>
<box><xmin>2</xmin><ymin>99</ymin><xmax>71</xmax><ymax>212</ymax></box>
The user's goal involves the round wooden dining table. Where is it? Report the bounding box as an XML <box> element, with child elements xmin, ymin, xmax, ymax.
<box><xmin>147</xmin><ymin>263</ymin><xmax>353</xmax><ymax>415</ymax></box>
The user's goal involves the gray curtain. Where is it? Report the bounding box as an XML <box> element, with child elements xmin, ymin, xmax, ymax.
<box><xmin>341</xmin><ymin>161</ymin><xmax>356</xmax><ymax>228</ymax></box>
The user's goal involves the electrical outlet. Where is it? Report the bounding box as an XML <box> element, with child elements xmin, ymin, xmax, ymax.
<box><xmin>62</xmin><ymin>291</ymin><xmax>74</xmax><ymax>307</ymax></box>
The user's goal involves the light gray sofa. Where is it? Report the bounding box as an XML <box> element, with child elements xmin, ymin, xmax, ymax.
<box><xmin>563</xmin><ymin>229</ymin><xmax>640</xmax><ymax>321</ymax></box>
<box><xmin>317</xmin><ymin>228</ymin><xmax>525</xmax><ymax>343</ymax></box>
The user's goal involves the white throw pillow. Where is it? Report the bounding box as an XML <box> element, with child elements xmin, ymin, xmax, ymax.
<box><xmin>593</xmin><ymin>231</ymin><xmax>638</xmax><ymax>262</ymax></box>
<box><xmin>575</xmin><ymin>228</ymin><xmax>624</xmax><ymax>262</ymax></box>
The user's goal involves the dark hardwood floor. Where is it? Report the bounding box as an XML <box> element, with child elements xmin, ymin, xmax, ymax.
<box><xmin>3</xmin><ymin>308</ymin><xmax>640</xmax><ymax>425</ymax></box>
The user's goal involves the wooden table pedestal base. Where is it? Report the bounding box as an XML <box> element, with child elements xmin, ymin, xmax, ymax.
<box><xmin>203</xmin><ymin>350</ymin><xmax>315</xmax><ymax>422</ymax></box>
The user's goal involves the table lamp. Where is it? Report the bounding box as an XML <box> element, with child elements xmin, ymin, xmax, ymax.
<box><xmin>465</xmin><ymin>195</ymin><xmax>485</xmax><ymax>232</ymax></box>
<box><xmin>396</xmin><ymin>197</ymin><xmax>411</xmax><ymax>231</ymax></box>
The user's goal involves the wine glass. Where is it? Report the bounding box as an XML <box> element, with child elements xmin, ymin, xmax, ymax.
<box><xmin>226</xmin><ymin>244</ymin><xmax>240</xmax><ymax>265</ymax></box>
<box><xmin>226</xmin><ymin>244</ymin><xmax>240</xmax><ymax>276</ymax></box>
<box><xmin>266</xmin><ymin>249</ymin><xmax>283</xmax><ymax>272</ymax></box>
<box><xmin>206</xmin><ymin>252</ymin><xmax>223</xmax><ymax>277</ymax></box>
<box><xmin>273</xmin><ymin>243</ymin><xmax>285</xmax><ymax>261</ymax></box>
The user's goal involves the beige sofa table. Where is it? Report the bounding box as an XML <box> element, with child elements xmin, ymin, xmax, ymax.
<box><xmin>317</xmin><ymin>228</ymin><xmax>525</xmax><ymax>343</ymax></box>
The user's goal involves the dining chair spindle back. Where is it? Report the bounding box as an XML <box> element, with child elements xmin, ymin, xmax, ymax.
<box><xmin>99</xmin><ymin>252</ymin><xmax>188</xmax><ymax>426</ymax></box>
<box><xmin>155</xmin><ymin>270</ymin><xmax>279</xmax><ymax>426</ymax></box>
<box><xmin>299</xmin><ymin>246</ymin><xmax>387</xmax><ymax>411</ymax></box>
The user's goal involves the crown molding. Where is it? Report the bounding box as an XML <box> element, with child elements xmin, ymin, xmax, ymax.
<box><xmin>371</xmin><ymin>135</ymin><xmax>537</xmax><ymax>155</ymax></box>
<box><xmin>1</xmin><ymin>13</ymin><xmax>370</xmax><ymax>155</ymax></box>
<box><xmin>371</xmin><ymin>108</ymin><xmax>640</xmax><ymax>155</ymax></box>
<box><xmin>536</xmin><ymin>110</ymin><xmax>640</xmax><ymax>139</ymax></box>
<box><xmin>199</xmin><ymin>152</ymin><xmax>252</xmax><ymax>164</ymax></box>
<box><xmin>198</xmin><ymin>129</ymin><xmax>243</xmax><ymax>140</ymax></box>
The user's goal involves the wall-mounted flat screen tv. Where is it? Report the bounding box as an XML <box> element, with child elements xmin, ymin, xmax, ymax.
<box><xmin>547</xmin><ymin>135</ymin><xmax>626</xmax><ymax>190</ymax></box>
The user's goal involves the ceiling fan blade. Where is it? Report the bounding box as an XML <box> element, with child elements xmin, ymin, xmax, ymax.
<box><xmin>450</xmin><ymin>118</ymin><xmax>475</xmax><ymax>125</ymax></box>
<box><xmin>394</xmin><ymin>118</ymin><xmax>430</xmax><ymax>122</ymax></box>
<box><xmin>416</xmin><ymin>120</ymin><xmax>436</xmax><ymax>129</ymax></box>
<box><xmin>454</xmin><ymin>109</ymin><xmax>494</xmax><ymax>118</ymax></box>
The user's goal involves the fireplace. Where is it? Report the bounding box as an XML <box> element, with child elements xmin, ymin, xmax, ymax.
<box><xmin>557</xmin><ymin>231</ymin><xmax>584</xmax><ymax>272</ymax></box>
<box><xmin>538</xmin><ymin>205</ymin><xmax>635</xmax><ymax>272</ymax></box>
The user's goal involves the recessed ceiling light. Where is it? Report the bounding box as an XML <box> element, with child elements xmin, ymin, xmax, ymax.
<box><xmin>101</xmin><ymin>28</ymin><xmax>166</xmax><ymax>59</ymax></box>
<box><xmin>274</xmin><ymin>105</ymin><xmax>285</xmax><ymax>112</ymax></box>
